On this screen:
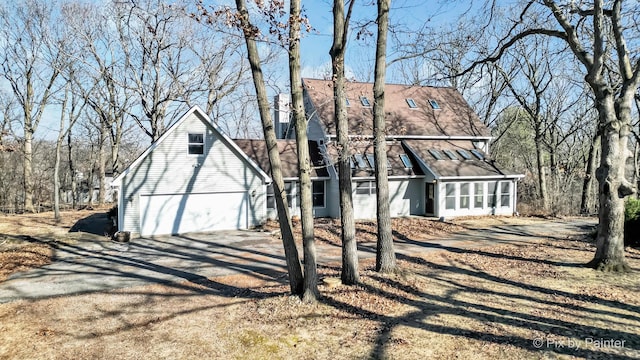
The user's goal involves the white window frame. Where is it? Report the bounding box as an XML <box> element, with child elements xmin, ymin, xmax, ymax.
<box><xmin>188</xmin><ymin>133</ymin><xmax>205</xmax><ymax>155</ymax></box>
<box><xmin>473</xmin><ymin>183</ymin><xmax>484</xmax><ymax>209</ymax></box>
<box><xmin>459</xmin><ymin>183</ymin><xmax>470</xmax><ymax>209</ymax></box>
<box><xmin>445</xmin><ymin>183</ymin><xmax>456</xmax><ymax>210</ymax></box>
<box><xmin>500</xmin><ymin>181</ymin><xmax>511</xmax><ymax>208</ymax></box>
<box><xmin>355</xmin><ymin>180</ymin><xmax>376</xmax><ymax>195</ymax></box>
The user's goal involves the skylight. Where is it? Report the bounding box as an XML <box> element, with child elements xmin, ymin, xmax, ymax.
<box><xmin>429</xmin><ymin>149</ymin><xmax>443</xmax><ymax>160</ymax></box>
<box><xmin>443</xmin><ymin>149</ymin><xmax>458</xmax><ymax>160</ymax></box>
<box><xmin>354</xmin><ymin>154</ymin><xmax>368</xmax><ymax>168</ymax></box>
<box><xmin>429</xmin><ymin>99</ymin><xmax>441</xmax><ymax>110</ymax></box>
<box><xmin>346</xmin><ymin>98</ymin><xmax>351</xmax><ymax>107</ymax></box>
<box><xmin>360</xmin><ymin>96</ymin><xmax>371</xmax><ymax>107</ymax></box>
<box><xmin>366</xmin><ymin>154</ymin><xmax>376</xmax><ymax>168</ymax></box>
<box><xmin>471</xmin><ymin>149</ymin><xmax>484</xmax><ymax>160</ymax></box>
<box><xmin>457</xmin><ymin>149</ymin><xmax>472</xmax><ymax>160</ymax></box>
<box><xmin>400</xmin><ymin>154</ymin><xmax>413</xmax><ymax>168</ymax></box>
<box><xmin>406</xmin><ymin>98</ymin><xmax>418</xmax><ymax>108</ymax></box>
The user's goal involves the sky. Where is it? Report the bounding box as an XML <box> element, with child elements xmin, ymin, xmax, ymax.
<box><xmin>1</xmin><ymin>0</ymin><xmax>488</xmax><ymax>141</ymax></box>
<box><xmin>296</xmin><ymin>0</ymin><xmax>484</xmax><ymax>82</ymax></box>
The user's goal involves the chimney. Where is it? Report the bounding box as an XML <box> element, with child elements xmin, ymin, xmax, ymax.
<box><xmin>274</xmin><ymin>93</ymin><xmax>291</xmax><ymax>139</ymax></box>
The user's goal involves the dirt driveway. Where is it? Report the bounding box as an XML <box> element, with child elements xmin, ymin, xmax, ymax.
<box><xmin>0</xmin><ymin>217</ymin><xmax>597</xmax><ymax>303</ymax></box>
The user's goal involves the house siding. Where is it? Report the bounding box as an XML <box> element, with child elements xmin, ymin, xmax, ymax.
<box><xmin>353</xmin><ymin>179</ymin><xmax>419</xmax><ymax>219</ymax></box>
<box><xmin>119</xmin><ymin>112</ymin><xmax>265</xmax><ymax>234</ymax></box>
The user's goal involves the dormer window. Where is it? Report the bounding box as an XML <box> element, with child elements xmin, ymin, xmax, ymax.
<box><xmin>406</xmin><ymin>98</ymin><xmax>418</xmax><ymax>108</ymax></box>
<box><xmin>429</xmin><ymin>99</ymin><xmax>441</xmax><ymax>110</ymax></box>
<box><xmin>188</xmin><ymin>133</ymin><xmax>204</xmax><ymax>155</ymax></box>
<box><xmin>360</xmin><ymin>96</ymin><xmax>371</xmax><ymax>107</ymax></box>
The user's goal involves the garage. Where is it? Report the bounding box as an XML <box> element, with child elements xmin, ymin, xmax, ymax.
<box><xmin>139</xmin><ymin>192</ymin><xmax>249</xmax><ymax>236</ymax></box>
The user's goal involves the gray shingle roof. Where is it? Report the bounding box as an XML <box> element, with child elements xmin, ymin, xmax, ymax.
<box><xmin>303</xmin><ymin>78</ymin><xmax>490</xmax><ymax>138</ymax></box>
<box><xmin>403</xmin><ymin>140</ymin><xmax>520</xmax><ymax>178</ymax></box>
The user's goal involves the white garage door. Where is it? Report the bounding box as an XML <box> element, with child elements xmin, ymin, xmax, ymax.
<box><xmin>139</xmin><ymin>192</ymin><xmax>248</xmax><ymax>236</ymax></box>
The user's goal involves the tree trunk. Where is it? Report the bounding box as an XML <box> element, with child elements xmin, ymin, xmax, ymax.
<box><xmin>534</xmin><ymin>123</ymin><xmax>549</xmax><ymax>211</ymax></box>
<box><xmin>67</xmin><ymin>131</ymin><xmax>77</xmax><ymax>209</ymax></box>
<box><xmin>290</xmin><ymin>0</ymin><xmax>319</xmax><ymax>302</ymax></box>
<box><xmin>373</xmin><ymin>0</ymin><xmax>396</xmax><ymax>273</ymax></box>
<box><xmin>235</xmin><ymin>0</ymin><xmax>304</xmax><ymax>295</ymax></box>
<box><xmin>587</xmin><ymin>95</ymin><xmax>632</xmax><ymax>272</ymax></box>
<box><xmin>98</xmin><ymin>124</ymin><xmax>108</xmax><ymax>205</ymax></box>
<box><xmin>54</xmin><ymin>88</ymin><xmax>70</xmax><ymax>221</ymax></box>
<box><xmin>23</xmin><ymin>129</ymin><xmax>35</xmax><ymax>213</ymax></box>
<box><xmin>580</xmin><ymin>131</ymin><xmax>600</xmax><ymax>214</ymax></box>
<box><xmin>331</xmin><ymin>0</ymin><xmax>359</xmax><ymax>285</ymax></box>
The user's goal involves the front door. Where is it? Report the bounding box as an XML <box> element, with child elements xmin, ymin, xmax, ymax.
<box><xmin>425</xmin><ymin>183</ymin><xmax>435</xmax><ymax>215</ymax></box>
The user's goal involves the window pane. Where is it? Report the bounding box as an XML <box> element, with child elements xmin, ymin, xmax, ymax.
<box><xmin>267</xmin><ymin>185</ymin><xmax>275</xmax><ymax>209</ymax></box>
<box><xmin>285</xmin><ymin>182</ymin><xmax>295</xmax><ymax>208</ymax></box>
<box><xmin>354</xmin><ymin>154</ymin><xmax>368</xmax><ymax>168</ymax></box>
<box><xmin>501</xmin><ymin>182</ymin><xmax>510</xmax><ymax>207</ymax></box>
<box><xmin>400</xmin><ymin>154</ymin><xmax>412</xmax><ymax>168</ymax></box>
<box><xmin>474</xmin><ymin>183</ymin><xmax>484</xmax><ymax>208</ymax></box>
<box><xmin>460</xmin><ymin>183</ymin><xmax>470</xmax><ymax>209</ymax></box>
<box><xmin>188</xmin><ymin>145</ymin><xmax>204</xmax><ymax>155</ymax></box>
<box><xmin>356</xmin><ymin>181</ymin><xmax>369</xmax><ymax>194</ymax></box>
<box><xmin>488</xmin><ymin>182</ymin><xmax>497</xmax><ymax>207</ymax></box>
<box><xmin>366</xmin><ymin>154</ymin><xmax>376</xmax><ymax>168</ymax></box>
<box><xmin>445</xmin><ymin>184</ymin><xmax>456</xmax><ymax>210</ymax></box>
<box><xmin>188</xmin><ymin>133</ymin><xmax>204</xmax><ymax>155</ymax></box>
<box><xmin>188</xmin><ymin>133</ymin><xmax>203</xmax><ymax>143</ymax></box>
<box><xmin>313</xmin><ymin>180</ymin><xmax>325</xmax><ymax>207</ymax></box>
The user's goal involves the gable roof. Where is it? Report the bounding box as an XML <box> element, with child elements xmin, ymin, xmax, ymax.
<box><xmin>112</xmin><ymin>106</ymin><xmax>270</xmax><ymax>186</ymax></box>
<box><xmin>233</xmin><ymin>139</ymin><xmax>330</xmax><ymax>179</ymax></box>
<box><xmin>403</xmin><ymin>139</ymin><xmax>523</xmax><ymax>179</ymax></box>
<box><xmin>303</xmin><ymin>78</ymin><xmax>490</xmax><ymax>138</ymax></box>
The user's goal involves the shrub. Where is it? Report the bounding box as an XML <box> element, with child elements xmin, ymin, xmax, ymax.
<box><xmin>625</xmin><ymin>197</ymin><xmax>640</xmax><ymax>247</ymax></box>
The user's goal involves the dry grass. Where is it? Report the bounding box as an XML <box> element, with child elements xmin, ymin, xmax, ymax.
<box><xmin>1</xmin><ymin>212</ymin><xmax>639</xmax><ymax>359</ymax></box>
<box><xmin>0</xmin><ymin>208</ymin><xmax>110</xmax><ymax>281</ymax></box>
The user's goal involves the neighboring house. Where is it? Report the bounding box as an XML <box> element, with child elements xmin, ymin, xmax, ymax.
<box><xmin>113</xmin><ymin>80</ymin><xmax>523</xmax><ymax>236</ymax></box>
<box><xmin>63</xmin><ymin>172</ymin><xmax>116</xmax><ymax>205</ymax></box>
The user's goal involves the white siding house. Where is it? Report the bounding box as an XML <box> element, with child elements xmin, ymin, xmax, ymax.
<box><xmin>114</xmin><ymin>79</ymin><xmax>524</xmax><ymax>236</ymax></box>
<box><xmin>112</xmin><ymin>106</ymin><xmax>270</xmax><ymax>236</ymax></box>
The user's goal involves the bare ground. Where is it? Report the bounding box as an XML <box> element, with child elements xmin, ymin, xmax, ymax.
<box><xmin>1</xmin><ymin>210</ymin><xmax>639</xmax><ymax>359</ymax></box>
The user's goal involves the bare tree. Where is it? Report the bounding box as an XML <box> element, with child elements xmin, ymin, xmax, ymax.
<box><xmin>331</xmin><ymin>0</ymin><xmax>360</xmax><ymax>285</ymax></box>
<box><xmin>115</xmin><ymin>0</ymin><xmax>200</xmax><ymax>142</ymax></box>
<box><xmin>372</xmin><ymin>0</ymin><xmax>396</xmax><ymax>273</ymax></box>
<box><xmin>216</xmin><ymin>0</ymin><xmax>305</xmax><ymax>295</ymax></box>
<box><xmin>288</xmin><ymin>0</ymin><xmax>319</xmax><ymax>302</ymax></box>
<box><xmin>466</xmin><ymin>0</ymin><xmax>639</xmax><ymax>271</ymax></box>
<box><xmin>0</xmin><ymin>0</ymin><xmax>61</xmax><ymax>212</ymax></box>
<box><xmin>53</xmin><ymin>82</ymin><xmax>86</xmax><ymax>220</ymax></box>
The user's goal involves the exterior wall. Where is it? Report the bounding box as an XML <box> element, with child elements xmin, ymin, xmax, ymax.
<box><xmin>119</xmin><ymin>112</ymin><xmax>266</xmax><ymax>234</ymax></box>
<box><xmin>265</xmin><ymin>179</ymin><xmax>332</xmax><ymax>220</ymax></box>
<box><xmin>436</xmin><ymin>179</ymin><xmax>518</xmax><ymax>218</ymax></box>
<box><xmin>353</xmin><ymin>179</ymin><xmax>419</xmax><ymax>219</ymax></box>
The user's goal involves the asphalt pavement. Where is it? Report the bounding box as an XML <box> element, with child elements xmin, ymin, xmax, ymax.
<box><xmin>0</xmin><ymin>217</ymin><xmax>597</xmax><ymax>303</ymax></box>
